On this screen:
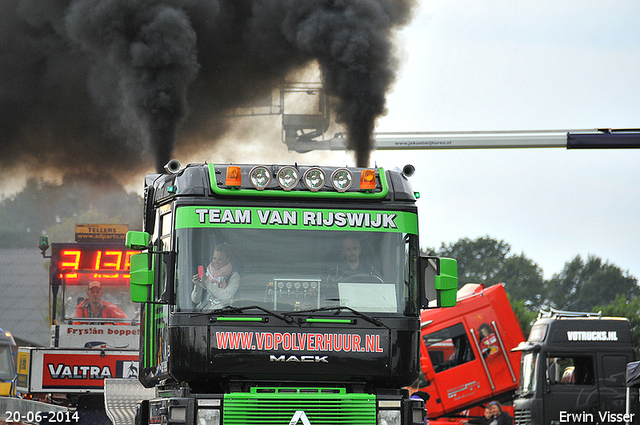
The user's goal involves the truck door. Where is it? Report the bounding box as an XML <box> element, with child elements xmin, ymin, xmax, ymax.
<box><xmin>599</xmin><ymin>354</ymin><xmax>635</xmax><ymax>415</ymax></box>
<box><xmin>421</xmin><ymin>322</ymin><xmax>482</xmax><ymax>416</ymax></box>
<box><xmin>466</xmin><ymin>307</ymin><xmax>519</xmax><ymax>395</ymax></box>
<box><xmin>543</xmin><ymin>353</ymin><xmax>599</xmax><ymax>423</ymax></box>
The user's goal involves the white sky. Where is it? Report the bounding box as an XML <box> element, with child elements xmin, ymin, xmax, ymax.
<box><xmin>124</xmin><ymin>0</ymin><xmax>639</xmax><ymax>282</ymax></box>
<box><xmin>369</xmin><ymin>0</ymin><xmax>640</xmax><ymax>279</ymax></box>
<box><xmin>5</xmin><ymin>1</ymin><xmax>637</xmax><ymax>283</ymax></box>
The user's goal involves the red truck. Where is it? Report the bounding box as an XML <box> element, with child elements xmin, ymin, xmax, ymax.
<box><xmin>419</xmin><ymin>283</ymin><xmax>525</xmax><ymax>423</ymax></box>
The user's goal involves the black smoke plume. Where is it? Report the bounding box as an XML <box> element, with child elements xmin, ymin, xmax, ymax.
<box><xmin>1</xmin><ymin>0</ymin><xmax>415</xmax><ymax>177</ymax></box>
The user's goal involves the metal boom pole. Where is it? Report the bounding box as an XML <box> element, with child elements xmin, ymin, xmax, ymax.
<box><xmin>287</xmin><ymin>129</ymin><xmax>640</xmax><ymax>153</ymax></box>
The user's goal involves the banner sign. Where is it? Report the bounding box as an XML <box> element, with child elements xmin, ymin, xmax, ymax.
<box><xmin>17</xmin><ymin>348</ymin><xmax>138</xmax><ymax>393</ymax></box>
<box><xmin>211</xmin><ymin>328</ymin><xmax>387</xmax><ymax>354</ymax></box>
<box><xmin>566</xmin><ymin>330</ymin><xmax>619</xmax><ymax>342</ymax></box>
<box><xmin>54</xmin><ymin>324</ymin><xmax>139</xmax><ymax>349</ymax></box>
<box><xmin>176</xmin><ymin>206</ymin><xmax>418</xmax><ymax>234</ymax></box>
<box><xmin>75</xmin><ymin>224</ymin><xmax>129</xmax><ymax>243</ymax></box>
<box><xmin>42</xmin><ymin>352</ymin><xmax>138</xmax><ymax>389</ymax></box>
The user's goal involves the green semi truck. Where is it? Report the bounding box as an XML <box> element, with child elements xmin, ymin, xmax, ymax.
<box><xmin>113</xmin><ymin>161</ymin><xmax>458</xmax><ymax>425</ymax></box>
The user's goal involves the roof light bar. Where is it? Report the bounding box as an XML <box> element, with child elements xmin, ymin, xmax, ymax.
<box><xmin>331</xmin><ymin>168</ymin><xmax>354</xmax><ymax>192</ymax></box>
<box><xmin>276</xmin><ymin>166</ymin><xmax>300</xmax><ymax>191</ymax></box>
<box><xmin>303</xmin><ymin>167</ymin><xmax>326</xmax><ymax>191</ymax></box>
<box><xmin>210</xmin><ymin>164</ymin><xmax>388</xmax><ymax>198</ymax></box>
<box><xmin>249</xmin><ymin>166</ymin><xmax>271</xmax><ymax>190</ymax></box>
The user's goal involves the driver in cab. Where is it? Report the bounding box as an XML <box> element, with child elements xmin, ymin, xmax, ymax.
<box><xmin>328</xmin><ymin>236</ymin><xmax>380</xmax><ymax>281</ymax></box>
<box><xmin>75</xmin><ymin>281</ymin><xmax>128</xmax><ymax>320</ymax></box>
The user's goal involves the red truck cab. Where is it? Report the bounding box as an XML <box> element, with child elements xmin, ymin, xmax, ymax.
<box><xmin>419</xmin><ymin>283</ymin><xmax>525</xmax><ymax>420</ymax></box>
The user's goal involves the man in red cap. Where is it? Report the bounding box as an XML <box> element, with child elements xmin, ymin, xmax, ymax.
<box><xmin>75</xmin><ymin>281</ymin><xmax>128</xmax><ymax>320</ymax></box>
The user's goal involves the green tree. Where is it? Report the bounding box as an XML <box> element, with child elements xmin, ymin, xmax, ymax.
<box><xmin>433</xmin><ymin>236</ymin><xmax>547</xmax><ymax>334</ymax></box>
<box><xmin>595</xmin><ymin>295</ymin><xmax>640</xmax><ymax>359</ymax></box>
<box><xmin>495</xmin><ymin>253</ymin><xmax>546</xmax><ymax>310</ymax></box>
<box><xmin>0</xmin><ymin>179</ymin><xmax>51</xmax><ymax>247</ymax></box>
<box><xmin>45</xmin><ymin>212</ymin><xmax>129</xmax><ymax>243</ymax></box>
<box><xmin>436</xmin><ymin>236</ymin><xmax>511</xmax><ymax>286</ymax></box>
<box><xmin>428</xmin><ymin>236</ymin><xmax>640</xmax><ymax>342</ymax></box>
<box><xmin>435</xmin><ymin>236</ymin><xmax>545</xmax><ymax>310</ymax></box>
<box><xmin>0</xmin><ymin>176</ymin><xmax>143</xmax><ymax>247</ymax></box>
<box><xmin>509</xmin><ymin>297</ymin><xmax>538</xmax><ymax>337</ymax></box>
<box><xmin>547</xmin><ymin>255</ymin><xmax>640</xmax><ymax>311</ymax></box>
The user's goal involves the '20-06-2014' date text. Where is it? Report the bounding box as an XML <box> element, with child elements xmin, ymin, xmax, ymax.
<box><xmin>5</xmin><ymin>410</ymin><xmax>80</xmax><ymax>423</ymax></box>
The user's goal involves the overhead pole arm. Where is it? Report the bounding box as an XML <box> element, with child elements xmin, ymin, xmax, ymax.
<box><xmin>287</xmin><ymin>128</ymin><xmax>640</xmax><ymax>152</ymax></box>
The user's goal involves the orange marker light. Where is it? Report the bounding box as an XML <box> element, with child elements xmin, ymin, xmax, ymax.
<box><xmin>359</xmin><ymin>169</ymin><xmax>376</xmax><ymax>190</ymax></box>
<box><xmin>225</xmin><ymin>166</ymin><xmax>242</xmax><ymax>187</ymax></box>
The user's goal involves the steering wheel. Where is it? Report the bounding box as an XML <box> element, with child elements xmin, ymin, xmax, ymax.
<box><xmin>340</xmin><ymin>274</ymin><xmax>384</xmax><ymax>284</ymax></box>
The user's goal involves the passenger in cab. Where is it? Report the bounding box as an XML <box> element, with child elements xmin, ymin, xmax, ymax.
<box><xmin>191</xmin><ymin>243</ymin><xmax>240</xmax><ymax>309</ymax></box>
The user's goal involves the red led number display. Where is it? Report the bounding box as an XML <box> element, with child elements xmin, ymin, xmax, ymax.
<box><xmin>54</xmin><ymin>245</ymin><xmax>137</xmax><ymax>284</ymax></box>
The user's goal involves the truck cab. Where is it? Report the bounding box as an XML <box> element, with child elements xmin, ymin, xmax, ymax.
<box><xmin>419</xmin><ymin>283</ymin><xmax>525</xmax><ymax>421</ymax></box>
<box><xmin>513</xmin><ymin>309</ymin><xmax>637</xmax><ymax>425</ymax></box>
<box><xmin>124</xmin><ymin>162</ymin><xmax>458</xmax><ymax>425</ymax></box>
<box><xmin>0</xmin><ymin>328</ymin><xmax>16</xmax><ymax>396</ymax></box>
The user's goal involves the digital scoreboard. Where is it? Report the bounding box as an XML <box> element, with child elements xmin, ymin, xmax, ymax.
<box><xmin>50</xmin><ymin>243</ymin><xmax>138</xmax><ymax>286</ymax></box>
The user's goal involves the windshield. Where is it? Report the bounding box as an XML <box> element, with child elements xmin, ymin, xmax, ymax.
<box><xmin>519</xmin><ymin>351</ymin><xmax>538</xmax><ymax>395</ymax></box>
<box><xmin>63</xmin><ymin>270</ymin><xmax>140</xmax><ymax>323</ymax></box>
<box><xmin>174</xmin><ymin>220</ymin><xmax>418</xmax><ymax>315</ymax></box>
<box><xmin>0</xmin><ymin>345</ymin><xmax>14</xmax><ymax>381</ymax></box>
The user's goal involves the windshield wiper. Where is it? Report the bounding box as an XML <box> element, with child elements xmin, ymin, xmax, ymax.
<box><xmin>288</xmin><ymin>306</ymin><xmax>386</xmax><ymax>328</ymax></box>
<box><xmin>205</xmin><ymin>305</ymin><xmax>295</xmax><ymax>324</ymax></box>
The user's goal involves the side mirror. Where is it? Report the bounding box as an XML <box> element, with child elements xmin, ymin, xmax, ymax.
<box><xmin>420</xmin><ymin>256</ymin><xmax>458</xmax><ymax>308</ymax></box>
<box><xmin>434</xmin><ymin>258</ymin><xmax>458</xmax><ymax>307</ymax></box>
<box><xmin>126</xmin><ymin>231</ymin><xmax>150</xmax><ymax>250</ymax></box>
<box><xmin>129</xmin><ymin>253</ymin><xmax>153</xmax><ymax>303</ymax></box>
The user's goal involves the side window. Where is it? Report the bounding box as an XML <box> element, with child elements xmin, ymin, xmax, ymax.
<box><xmin>155</xmin><ymin>211</ymin><xmax>172</xmax><ymax>301</ymax></box>
<box><xmin>602</xmin><ymin>355</ymin><xmax>628</xmax><ymax>387</ymax></box>
<box><xmin>423</xmin><ymin>323</ymin><xmax>475</xmax><ymax>373</ymax></box>
<box><xmin>546</xmin><ymin>355</ymin><xmax>594</xmax><ymax>386</ymax></box>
